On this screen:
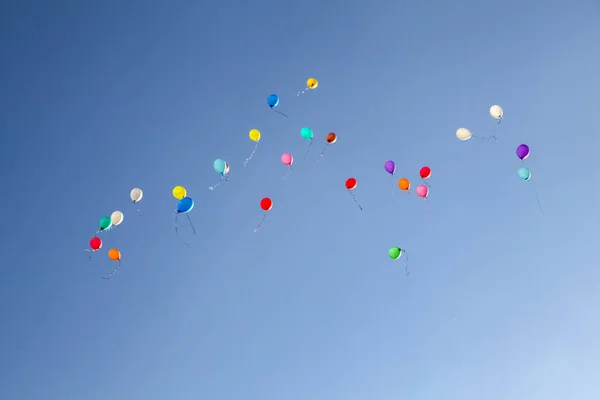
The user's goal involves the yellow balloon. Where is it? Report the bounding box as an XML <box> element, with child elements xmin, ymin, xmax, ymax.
<box><xmin>307</xmin><ymin>77</ymin><xmax>318</xmax><ymax>89</ymax></box>
<box><xmin>172</xmin><ymin>185</ymin><xmax>187</xmax><ymax>200</ymax></box>
<box><xmin>249</xmin><ymin>129</ymin><xmax>261</xmax><ymax>142</ymax></box>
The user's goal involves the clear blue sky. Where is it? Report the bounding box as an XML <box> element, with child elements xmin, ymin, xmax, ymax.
<box><xmin>1</xmin><ymin>1</ymin><xmax>599</xmax><ymax>399</ymax></box>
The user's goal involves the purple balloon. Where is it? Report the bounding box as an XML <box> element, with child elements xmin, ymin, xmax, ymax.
<box><xmin>384</xmin><ymin>160</ymin><xmax>396</xmax><ymax>175</ymax></box>
<box><xmin>516</xmin><ymin>144</ymin><xmax>530</xmax><ymax>160</ymax></box>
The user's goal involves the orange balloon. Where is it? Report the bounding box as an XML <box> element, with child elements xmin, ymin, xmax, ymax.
<box><xmin>325</xmin><ymin>132</ymin><xmax>337</xmax><ymax>144</ymax></box>
<box><xmin>108</xmin><ymin>248</ymin><xmax>121</xmax><ymax>261</ymax></box>
<box><xmin>398</xmin><ymin>178</ymin><xmax>410</xmax><ymax>191</ymax></box>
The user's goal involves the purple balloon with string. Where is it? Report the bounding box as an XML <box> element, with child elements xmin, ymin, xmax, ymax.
<box><xmin>384</xmin><ymin>160</ymin><xmax>396</xmax><ymax>175</ymax></box>
<box><xmin>516</xmin><ymin>144</ymin><xmax>530</xmax><ymax>160</ymax></box>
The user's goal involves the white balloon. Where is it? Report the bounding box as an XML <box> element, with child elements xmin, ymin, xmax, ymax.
<box><xmin>489</xmin><ymin>104</ymin><xmax>503</xmax><ymax>119</ymax></box>
<box><xmin>130</xmin><ymin>188</ymin><xmax>143</xmax><ymax>203</ymax></box>
<box><xmin>456</xmin><ymin>127</ymin><xmax>472</xmax><ymax>141</ymax></box>
<box><xmin>111</xmin><ymin>210</ymin><xmax>124</xmax><ymax>226</ymax></box>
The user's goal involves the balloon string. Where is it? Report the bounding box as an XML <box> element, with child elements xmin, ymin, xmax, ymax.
<box><xmin>272</xmin><ymin>109</ymin><xmax>288</xmax><ymax>118</ymax></box>
<box><xmin>244</xmin><ymin>142</ymin><xmax>260</xmax><ymax>167</ymax></box>
<box><xmin>282</xmin><ymin>166</ymin><xmax>293</xmax><ymax>180</ymax></box>
<box><xmin>301</xmin><ymin>139</ymin><xmax>313</xmax><ymax>163</ymax></box>
<box><xmin>530</xmin><ymin>183</ymin><xmax>546</xmax><ymax>215</ymax></box>
<box><xmin>349</xmin><ymin>190</ymin><xmax>363</xmax><ymax>210</ymax></box>
<box><xmin>102</xmin><ymin>260</ymin><xmax>121</xmax><ymax>280</ymax></box>
<box><xmin>473</xmin><ymin>133</ymin><xmax>497</xmax><ymax>141</ymax></box>
<box><xmin>294</xmin><ymin>87</ymin><xmax>309</xmax><ymax>96</ymax></box>
<box><xmin>136</xmin><ymin>208</ymin><xmax>144</xmax><ymax>215</ymax></box>
<box><xmin>174</xmin><ymin>212</ymin><xmax>191</xmax><ymax>247</ymax></box>
<box><xmin>423</xmin><ymin>181</ymin><xmax>431</xmax><ymax>188</ymax></box>
<box><xmin>186</xmin><ymin>214</ymin><xmax>197</xmax><ymax>235</ymax></box>
<box><xmin>404</xmin><ymin>252</ymin><xmax>410</xmax><ymax>276</ymax></box>
<box><xmin>316</xmin><ymin>145</ymin><xmax>328</xmax><ymax>162</ymax></box>
<box><xmin>209</xmin><ymin>175</ymin><xmax>225</xmax><ymax>191</ymax></box>
<box><xmin>253</xmin><ymin>213</ymin><xmax>267</xmax><ymax>232</ymax></box>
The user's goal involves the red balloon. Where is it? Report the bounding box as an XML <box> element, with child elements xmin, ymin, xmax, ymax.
<box><xmin>260</xmin><ymin>197</ymin><xmax>273</xmax><ymax>211</ymax></box>
<box><xmin>90</xmin><ymin>237</ymin><xmax>102</xmax><ymax>250</ymax></box>
<box><xmin>419</xmin><ymin>166</ymin><xmax>431</xmax><ymax>179</ymax></box>
<box><xmin>345</xmin><ymin>177</ymin><xmax>357</xmax><ymax>190</ymax></box>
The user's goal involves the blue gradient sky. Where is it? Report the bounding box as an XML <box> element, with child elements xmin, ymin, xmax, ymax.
<box><xmin>1</xmin><ymin>1</ymin><xmax>599</xmax><ymax>399</ymax></box>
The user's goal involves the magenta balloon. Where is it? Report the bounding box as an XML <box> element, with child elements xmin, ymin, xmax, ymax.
<box><xmin>516</xmin><ymin>144</ymin><xmax>530</xmax><ymax>160</ymax></box>
<box><xmin>384</xmin><ymin>160</ymin><xmax>396</xmax><ymax>175</ymax></box>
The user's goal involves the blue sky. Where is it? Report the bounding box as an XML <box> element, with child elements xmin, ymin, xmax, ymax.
<box><xmin>1</xmin><ymin>1</ymin><xmax>599</xmax><ymax>399</ymax></box>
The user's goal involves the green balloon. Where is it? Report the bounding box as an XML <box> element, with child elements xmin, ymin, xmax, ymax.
<box><xmin>99</xmin><ymin>216</ymin><xmax>112</xmax><ymax>230</ymax></box>
<box><xmin>300</xmin><ymin>127</ymin><xmax>313</xmax><ymax>140</ymax></box>
<box><xmin>388</xmin><ymin>247</ymin><xmax>402</xmax><ymax>260</ymax></box>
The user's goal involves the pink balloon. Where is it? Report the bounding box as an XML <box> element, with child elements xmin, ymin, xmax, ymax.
<box><xmin>281</xmin><ymin>153</ymin><xmax>293</xmax><ymax>166</ymax></box>
<box><xmin>416</xmin><ymin>184</ymin><xmax>428</xmax><ymax>198</ymax></box>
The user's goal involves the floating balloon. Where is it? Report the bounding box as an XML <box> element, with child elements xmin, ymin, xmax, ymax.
<box><xmin>490</xmin><ymin>104</ymin><xmax>503</xmax><ymax>120</ymax></box>
<box><xmin>281</xmin><ymin>153</ymin><xmax>294</xmax><ymax>180</ymax></box>
<box><xmin>244</xmin><ymin>129</ymin><xmax>261</xmax><ymax>167</ymax></box>
<box><xmin>456</xmin><ymin>127</ymin><xmax>472</xmax><ymax>141</ymax></box>
<box><xmin>388</xmin><ymin>247</ymin><xmax>410</xmax><ymax>276</ymax></box>
<box><xmin>209</xmin><ymin>159</ymin><xmax>230</xmax><ymax>191</ymax></box>
<box><xmin>516</xmin><ymin>144</ymin><xmax>530</xmax><ymax>160</ymax></box>
<box><xmin>345</xmin><ymin>178</ymin><xmax>363</xmax><ymax>210</ymax></box>
<box><xmin>317</xmin><ymin>132</ymin><xmax>337</xmax><ymax>162</ymax></box>
<box><xmin>174</xmin><ymin>197</ymin><xmax>196</xmax><ymax>244</ymax></box>
<box><xmin>99</xmin><ymin>216</ymin><xmax>112</xmax><ymax>232</ymax></box>
<box><xmin>254</xmin><ymin>197</ymin><xmax>273</xmax><ymax>232</ymax></box>
<box><xmin>300</xmin><ymin>127</ymin><xmax>314</xmax><ymax>163</ymax></box>
<box><xmin>517</xmin><ymin>166</ymin><xmax>531</xmax><ymax>181</ymax></box>
<box><xmin>267</xmin><ymin>94</ymin><xmax>288</xmax><ymax>117</ymax></box>
<box><xmin>398</xmin><ymin>178</ymin><xmax>410</xmax><ymax>191</ymax></box>
<box><xmin>102</xmin><ymin>248</ymin><xmax>122</xmax><ymax>280</ymax></box>
<box><xmin>294</xmin><ymin>77</ymin><xmax>319</xmax><ymax>96</ymax></box>
<box><xmin>173</xmin><ymin>186</ymin><xmax>187</xmax><ymax>200</ymax></box>
<box><xmin>85</xmin><ymin>236</ymin><xmax>102</xmax><ymax>258</ymax></box>
<box><xmin>384</xmin><ymin>160</ymin><xmax>396</xmax><ymax>175</ymax></box>
<box><xmin>130</xmin><ymin>188</ymin><xmax>143</xmax><ymax>203</ymax></box>
<box><xmin>416</xmin><ymin>184</ymin><xmax>429</xmax><ymax>198</ymax></box>
<box><xmin>419</xmin><ymin>166</ymin><xmax>431</xmax><ymax>179</ymax></box>
<box><xmin>110</xmin><ymin>211</ymin><xmax>124</xmax><ymax>227</ymax></box>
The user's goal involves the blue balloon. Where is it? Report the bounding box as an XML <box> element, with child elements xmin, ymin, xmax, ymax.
<box><xmin>213</xmin><ymin>158</ymin><xmax>226</xmax><ymax>175</ymax></box>
<box><xmin>517</xmin><ymin>166</ymin><xmax>531</xmax><ymax>181</ymax></box>
<box><xmin>177</xmin><ymin>197</ymin><xmax>194</xmax><ymax>214</ymax></box>
<box><xmin>267</xmin><ymin>94</ymin><xmax>279</xmax><ymax>108</ymax></box>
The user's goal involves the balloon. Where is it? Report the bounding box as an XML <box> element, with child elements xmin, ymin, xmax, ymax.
<box><xmin>388</xmin><ymin>247</ymin><xmax>402</xmax><ymax>260</ymax></box>
<box><xmin>108</xmin><ymin>248</ymin><xmax>121</xmax><ymax>261</ymax></box>
<box><xmin>300</xmin><ymin>127</ymin><xmax>313</xmax><ymax>140</ymax></box>
<box><xmin>213</xmin><ymin>158</ymin><xmax>227</xmax><ymax>175</ymax></box>
<box><xmin>398</xmin><ymin>178</ymin><xmax>410</xmax><ymax>191</ymax></box>
<box><xmin>130</xmin><ymin>188</ymin><xmax>143</xmax><ymax>203</ymax></box>
<box><xmin>110</xmin><ymin>211</ymin><xmax>124</xmax><ymax>226</ymax></box>
<box><xmin>249</xmin><ymin>129</ymin><xmax>261</xmax><ymax>142</ymax></box>
<box><xmin>419</xmin><ymin>166</ymin><xmax>431</xmax><ymax>179</ymax></box>
<box><xmin>516</xmin><ymin>144</ymin><xmax>530</xmax><ymax>160</ymax></box>
<box><xmin>416</xmin><ymin>184</ymin><xmax>429</xmax><ymax>198</ymax></box>
<box><xmin>307</xmin><ymin>77</ymin><xmax>318</xmax><ymax>89</ymax></box>
<box><xmin>177</xmin><ymin>197</ymin><xmax>194</xmax><ymax>214</ymax></box>
<box><xmin>345</xmin><ymin>177</ymin><xmax>357</xmax><ymax>190</ymax></box>
<box><xmin>326</xmin><ymin>132</ymin><xmax>337</xmax><ymax>144</ymax></box>
<box><xmin>172</xmin><ymin>186</ymin><xmax>187</xmax><ymax>200</ymax></box>
<box><xmin>90</xmin><ymin>237</ymin><xmax>102</xmax><ymax>250</ymax></box>
<box><xmin>99</xmin><ymin>216</ymin><xmax>112</xmax><ymax>231</ymax></box>
<box><xmin>267</xmin><ymin>94</ymin><xmax>279</xmax><ymax>108</ymax></box>
<box><xmin>281</xmin><ymin>153</ymin><xmax>293</xmax><ymax>166</ymax></box>
<box><xmin>517</xmin><ymin>166</ymin><xmax>531</xmax><ymax>181</ymax></box>
<box><xmin>260</xmin><ymin>197</ymin><xmax>273</xmax><ymax>211</ymax></box>
<box><xmin>384</xmin><ymin>160</ymin><xmax>396</xmax><ymax>175</ymax></box>
<box><xmin>456</xmin><ymin>127</ymin><xmax>472</xmax><ymax>141</ymax></box>
<box><xmin>224</xmin><ymin>163</ymin><xmax>230</xmax><ymax>174</ymax></box>
<box><xmin>490</xmin><ymin>104</ymin><xmax>503</xmax><ymax>119</ymax></box>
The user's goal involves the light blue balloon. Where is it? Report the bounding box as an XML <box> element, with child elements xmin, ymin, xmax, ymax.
<box><xmin>267</xmin><ymin>94</ymin><xmax>279</xmax><ymax>108</ymax></box>
<box><xmin>300</xmin><ymin>127</ymin><xmax>313</xmax><ymax>140</ymax></box>
<box><xmin>213</xmin><ymin>158</ymin><xmax>226</xmax><ymax>175</ymax></box>
<box><xmin>517</xmin><ymin>166</ymin><xmax>531</xmax><ymax>181</ymax></box>
<box><xmin>177</xmin><ymin>197</ymin><xmax>194</xmax><ymax>214</ymax></box>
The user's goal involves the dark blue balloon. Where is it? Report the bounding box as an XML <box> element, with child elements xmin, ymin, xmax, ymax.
<box><xmin>267</xmin><ymin>94</ymin><xmax>279</xmax><ymax>108</ymax></box>
<box><xmin>177</xmin><ymin>197</ymin><xmax>194</xmax><ymax>214</ymax></box>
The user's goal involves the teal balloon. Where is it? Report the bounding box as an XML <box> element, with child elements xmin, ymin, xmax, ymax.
<box><xmin>99</xmin><ymin>216</ymin><xmax>112</xmax><ymax>230</ymax></box>
<box><xmin>213</xmin><ymin>158</ymin><xmax>226</xmax><ymax>175</ymax></box>
<box><xmin>517</xmin><ymin>166</ymin><xmax>531</xmax><ymax>181</ymax></box>
<box><xmin>300</xmin><ymin>127</ymin><xmax>313</xmax><ymax>140</ymax></box>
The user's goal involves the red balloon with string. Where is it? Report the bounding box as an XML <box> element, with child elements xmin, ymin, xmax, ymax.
<box><xmin>419</xmin><ymin>166</ymin><xmax>432</xmax><ymax>188</ymax></box>
<box><xmin>255</xmin><ymin>197</ymin><xmax>273</xmax><ymax>232</ymax></box>
<box><xmin>345</xmin><ymin>178</ymin><xmax>362</xmax><ymax>210</ymax></box>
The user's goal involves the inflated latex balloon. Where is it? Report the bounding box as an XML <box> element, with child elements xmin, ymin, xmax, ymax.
<box><xmin>517</xmin><ymin>166</ymin><xmax>531</xmax><ymax>181</ymax></box>
<box><xmin>110</xmin><ymin>211</ymin><xmax>124</xmax><ymax>226</ymax></box>
<box><xmin>388</xmin><ymin>247</ymin><xmax>402</xmax><ymax>260</ymax></box>
<box><xmin>130</xmin><ymin>188</ymin><xmax>143</xmax><ymax>203</ymax></box>
<box><xmin>108</xmin><ymin>248</ymin><xmax>121</xmax><ymax>261</ymax></box>
<box><xmin>325</xmin><ymin>133</ymin><xmax>337</xmax><ymax>144</ymax></box>
<box><xmin>99</xmin><ymin>216</ymin><xmax>112</xmax><ymax>231</ymax></box>
<box><xmin>490</xmin><ymin>105</ymin><xmax>503</xmax><ymax>119</ymax></box>
<box><xmin>173</xmin><ymin>186</ymin><xmax>187</xmax><ymax>200</ymax></box>
<box><xmin>419</xmin><ymin>166</ymin><xmax>431</xmax><ymax>179</ymax></box>
<box><xmin>384</xmin><ymin>160</ymin><xmax>396</xmax><ymax>175</ymax></box>
<box><xmin>307</xmin><ymin>77</ymin><xmax>318</xmax><ymax>89</ymax></box>
<box><xmin>213</xmin><ymin>158</ymin><xmax>227</xmax><ymax>175</ymax></box>
<box><xmin>281</xmin><ymin>153</ymin><xmax>293</xmax><ymax>166</ymax></box>
<box><xmin>260</xmin><ymin>197</ymin><xmax>273</xmax><ymax>211</ymax></box>
<box><xmin>90</xmin><ymin>237</ymin><xmax>102</xmax><ymax>250</ymax></box>
<box><xmin>249</xmin><ymin>129</ymin><xmax>261</xmax><ymax>142</ymax></box>
<box><xmin>456</xmin><ymin>127</ymin><xmax>472</xmax><ymax>141</ymax></box>
<box><xmin>516</xmin><ymin>144</ymin><xmax>530</xmax><ymax>160</ymax></box>
<box><xmin>300</xmin><ymin>127</ymin><xmax>313</xmax><ymax>140</ymax></box>
<box><xmin>398</xmin><ymin>178</ymin><xmax>410</xmax><ymax>191</ymax></box>
<box><xmin>416</xmin><ymin>185</ymin><xmax>429</xmax><ymax>198</ymax></box>
<box><xmin>267</xmin><ymin>94</ymin><xmax>287</xmax><ymax>117</ymax></box>
<box><xmin>345</xmin><ymin>178</ymin><xmax>362</xmax><ymax>210</ymax></box>
<box><xmin>177</xmin><ymin>197</ymin><xmax>194</xmax><ymax>214</ymax></box>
